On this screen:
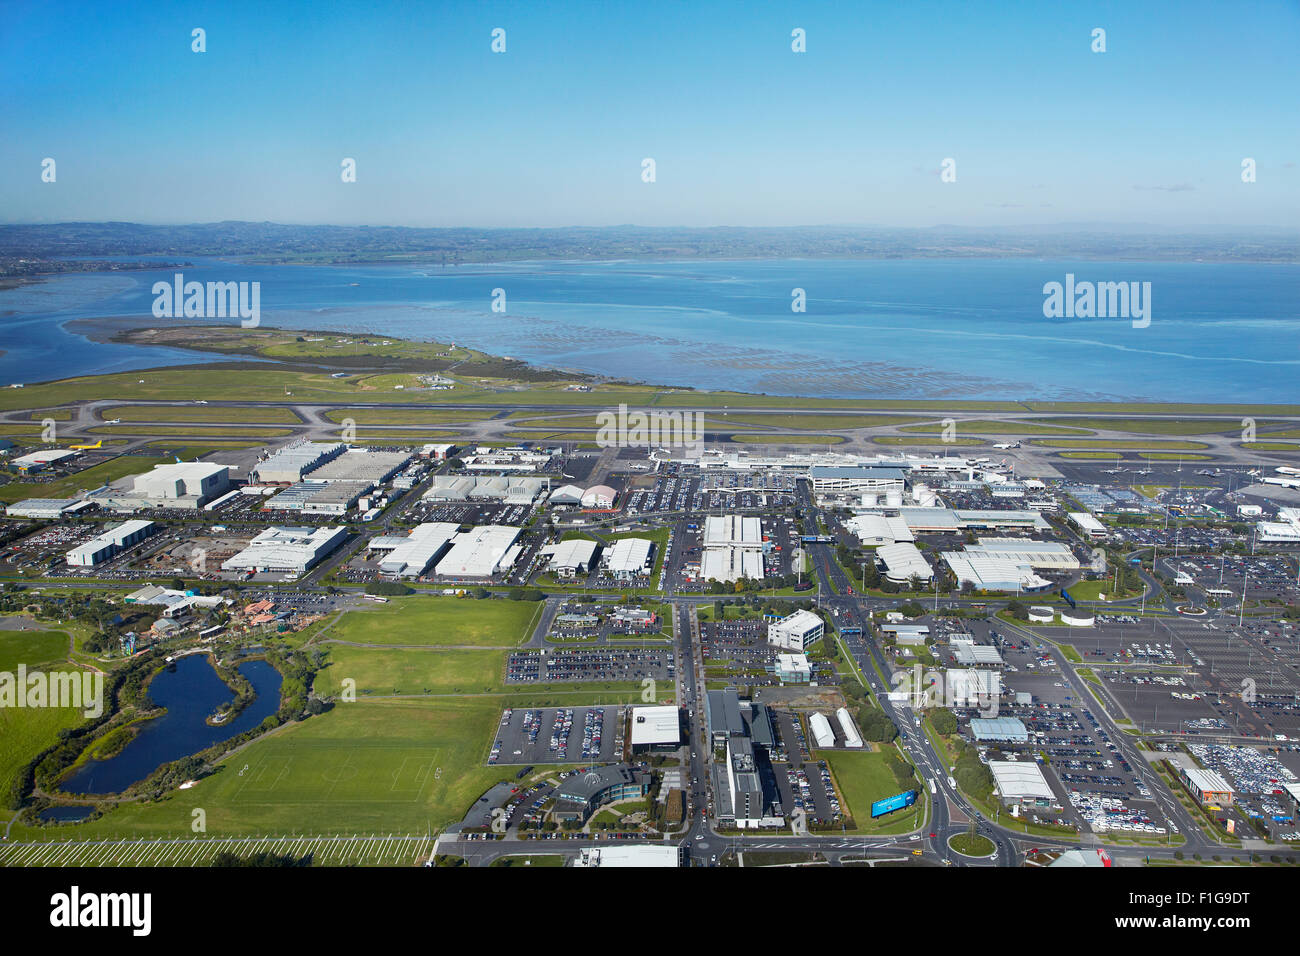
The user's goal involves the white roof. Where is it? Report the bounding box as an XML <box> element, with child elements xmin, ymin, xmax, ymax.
<box><xmin>1068</xmin><ymin>511</ymin><xmax>1107</xmax><ymax>532</ymax></box>
<box><xmin>630</xmin><ymin>705</ymin><xmax>680</xmax><ymax>746</ymax></box>
<box><xmin>990</xmin><ymin>760</ymin><xmax>1054</xmax><ymax>801</ymax></box>
<box><xmin>876</xmin><ymin>542</ymin><xmax>933</xmax><ymax>582</ymax></box>
<box><xmin>771</xmin><ymin>609</ymin><xmax>824</xmax><ymax>637</ymax></box>
<box><xmin>574</xmin><ymin>845</ymin><xmax>678</xmax><ymax>868</ymax></box>
<box><xmin>942</xmin><ymin>551</ymin><xmax>1050</xmax><ymax>591</ymax></box>
<box><xmin>847</xmin><ymin>512</ymin><xmax>914</xmax><ymax>544</ymax></box>
<box><xmin>549</xmin><ymin>483</ymin><xmax>585</xmax><ymax>504</ymax></box>
<box><xmin>12</xmin><ymin>449</ymin><xmax>78</xmax><ymax>467</ymax></box>
<box><xmin>379</xmin><ymin>522</ymin><xmax>459</xmax><ymax>577</ymax></box>
<box><xmin>704</xmin><ymin>515</ymin><xmax>762</xmax><ymax>547</ymax></box>
<box><xmin>953</xmin><ymin>644</ymin><xmax>1004</xmax><ymax>666</ymax></box>
<box><xmin>604</xmin><ymin>537</ymin><xmax>653</xmax><ymax>573</ymax></box>
<box><xmin>434</xmin><ymin>525</ymin><xmax>520</xmax><ymax>577</ymax></box>
<box><xmin>970</xmin><ymin>538</ymin><xmax>1080</xmax><ymax>569</ymax></box>
<box><xmin>1184</xmin><ymin>767</ymin><xmax>1234</xmax><ymax>795</ymax></box>
<box><xmin>701</xmin><ymin>547</ymin><xmax>764</xmax><ymax>582</ymax></box>
<box><xmin>541</xmin><ymin>538</ymin><xmax>599</xmax><ymax>571</ymax></box>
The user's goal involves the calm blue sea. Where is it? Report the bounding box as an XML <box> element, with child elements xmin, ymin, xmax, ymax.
<box><xmin>1</xmin><ymin>258</ymin><xmax>1297</xmax><ymax>401</ymax></box>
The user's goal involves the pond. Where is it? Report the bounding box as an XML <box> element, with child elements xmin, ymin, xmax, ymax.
<box><xmin>58</xmin><ymin>656</ymin><xmax>282</xmax><ymax>796</ymax></box>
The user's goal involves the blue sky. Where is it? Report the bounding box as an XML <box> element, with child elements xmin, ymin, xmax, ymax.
<box><xmin>2</xmin><ymin>0</ymin><xmax>1297</xmax><ymax>227</ymax></box>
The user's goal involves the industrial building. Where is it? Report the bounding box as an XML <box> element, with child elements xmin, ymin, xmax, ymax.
<box><xmin>375</xmin><ymin>522</ymin><xmax>460</xmax><ymax>577</ymax></box>
<box><xmin>1068</xmin><ymin>511</ymin><xmax>1108</xmax><ymax>540</ymax></box>
<box><xmin>809</xmin><ymin>711</ymin><xmax>835</xmax><ymax>748</ymax></box>
<box><xmin>893</xmin><ymin>507</ymin><xmax>1051</xmax><ymax>534</ymax></box>
<box><xmin>767</xmin><ymin>608</ymin><xmax>824</xmax><ymax>652</ymax></box>
<box><xmin>11</xmin><ymin>449</ymin><xmax>78</xmax><ymax>474</ymax></box>
<box><xmin>990</xmin><ymin>760</ymin><xmax>1055</xmax><ymax>805</ymax></box>
<box><xmin>425</xmin><ymin>475</ymin><xmax>548</xmax><ymax>504</ymax></box>
<box><xmin>460</xmin><ymin>448</ymin><xmax>551</xmax><ymax>472</ymax></box>
<box><xmin>548</xmin><ymin>484</ymin><xmax>585</xmax><ymax>506</ymax></box>
<box><xmin>946</xmin><ymin>668</ymin><xmax>1001</xmax><ymax>707</ymax></box>
<box><xmin>540</xmin><ymin>538</ymin><xmax>599</xmax><ymax>578</ymax></box>
<box><xmin>6</xmin><ymin>497</ymin><xmax>81</xmax><ymax>519</ymax></box>
<box><xmin>252</xmin><ymin>441</ymin><xmax>345</xmax><ymax>484</ymax></box>
<box><xmin>836</xmin><ymin>707</ymin><xmax>863</xmax><ymax>748</ymax></box>
<box><xmin>268</xmin><ymin>479</ymin><xmax>373</xmax><ymax>515</ymax></box>
<box><xmin>304</xmin><ymin>448</ymin><xmax>412</xmax><ymax>484</ymax></box>
<box><xmin>434</xmin><ymin>525</ymin><xmax>521</xmax><ymax>578</ymax></box>
<box><xmin>65</xmin><ymin>519</ymin><xmax>155</xmax><ymax>567</ymax></box>
<box><xmin>876</xmin><ymin>542</ymin><xmax>933</xmax><ymax>583</ymax></box>
<box><xmin>846</xmin><ymin>512</ymin><xmax>914</xmax><ymax>545</ymax></box>
<box><xmin>701</xmin><ymin>514</ymin><xmax>764</xmax><ymax>583</ymax></box>
<box><xmin>420</xmin><ymin>443</ymin><xmax>457</xmax><ymax>460</ymax></box>
<box><xmin>581</xmin><ymin>485</ymin><xmax>617</xmax><ymax>508</ymax></box>
<box><xmin>970</xmin><ymin>716</ymin><xmax>1029</xmax><ymax>743</ymax></box>
<box><xmin>602</xmin><ymin>537</ymin><xmax>654</xmax><ymax>580</ymax></box>
<box><xmin>629</xmin><ymin>705</ymin><xmax>681</xmax><ymax>753</ymax></box>
<box><xmin>573</xmin><ymin>846</ymin><xmax>679</xmax><ymax>868</ymax></box>
<box><xmin>132</xmin><ymin>462</ymin><xmax>231</xmax><ymax>505</ymax></box>
<box><xmin>968</xmin><ymin>538</ymin><xmax>1080</xmax><ymax>570</ymax></box>
<box><xmin>941</xmin><ymin>551</ymin><xmax>1052</xmax><ymax>592</ymax></box>
<box><xmin>221</xmin><ymin>526</ymin><xmax>348</xmax><ymax>574</ymax></box>
<box><xmin>951</xmin><ymin>642</ymin><xmax>1005</xmax><ymax>667</ymax></box>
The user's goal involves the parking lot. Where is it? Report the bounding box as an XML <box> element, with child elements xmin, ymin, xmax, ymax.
<box><xmin>505</xmin><ymin>646</ymin><xmax>674</xmax><ymax>684</ymax></box>
<box><xmin>488</xmin><ymin>705</ymin><xmax>622</xmax><ymax>765</ymax></box>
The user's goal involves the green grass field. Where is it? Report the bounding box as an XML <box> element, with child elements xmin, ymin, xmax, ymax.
<box><xmin>90</xmin><ymin>425</ymin><xmax>296</xmax><ymax>438</ymax></box>
<box><xmin>0</xmin><ymin>628</ymin><xmax>71</xmax><ymax>672</ymax></box>
<box><xmin>898</xmin><ymin>419</ymin><xmax>1093</xmax><ymax>435</ymax></box>
<box><xmin>819</xmin><ymin>749</ymin><xmax>925</xmax><ymax>835</ymax></box>
<box><xmin>0</xmin><ymin>456</ymin><xmax>166</xmax><ymax>504</ymax></box>
<box><xmin>1037</xmin><ymin>417</ymin><xmax>1256</xmax><ymax>435</ymax></box>
<box><xmin>7</xmin><ymin>698</ymin><xmax>516</xmax><ymax>840</ymax></box>
<box><xmin>108</xmin><ymin>404</ymin><xmax>302</xmax><ymax>424</ymax></box>
<box><xmin>0</xmin><ymin>628</ymin><xmax>84</xmax><ymax>810</ymax></box>
<box><xmin>315</xmin><ymin>645</ymin><xmax>507</xmax><ymax>697</ymax></box>
<box><xmin>732</xmin><ymin>434</ymin><xmax>844</xmax><ymax>445</ymax></box>
<box><xmin>873</xmin><ymin>436</ymin><xmax>986</xmax><ymax>446</ymax></box>
<box><xmin>326</xmin><ymin>596</ymin><xmax>541</xmax><ymax>647</ymax></box>
<box><xmin>1031</xmin><ymin>438</ymin><xmax>1211</xmax><ymax>450</ymax></box>
<box><xmin>323</xmin><ymin>408</ymin><xmax>497</xmax><ymax>425</ymax></box>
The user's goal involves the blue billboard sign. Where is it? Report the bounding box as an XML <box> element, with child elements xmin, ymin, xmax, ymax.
<box><xmin>870</xmin><ymin>789</ymin><xmax>918</xmax><ymax>819</ymax></box>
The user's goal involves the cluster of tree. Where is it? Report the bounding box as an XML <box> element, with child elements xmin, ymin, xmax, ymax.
<box><xmin>505</xmin><ymin>587</ymin><xmax>545</xmax><ymax>601</ymax></box>
<box><xmin>857</xmin><ymin>709</ymin><xmax>899</xmax><ymax>744</ymax></box>
<box><xmin>951</xmin><ymin>739</ymin><xmax>995</xmax><ymax>798</ymax></box>
<box><xmin>887</xmin><ymin>754</ymin><xmax>915</xmax><ymax>791</ymax></box>
<box><xmin>365</xmin><ymin>581</ymin><xmax>412</xmax><ymax>596</ymax></box>
<box><xmin>929</xmin><ymin>708</ymin><xmax>959</xmax><ymax>735</ymax></box>
<box><xmin>897</xmin><ymin>601</ymin><xmax>926</xmax><ymax>618</ymax></box>
<box><xmin>1004</xmin><ymin>600</ymin><xmax>1029</xmax><ymax>621</ymax></box>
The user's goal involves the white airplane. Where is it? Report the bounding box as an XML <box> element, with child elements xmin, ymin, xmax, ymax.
<box><xmin>992</xmin><ymin>442</ymin><xmax>1019</xmax><ymax>450</ymax></box>
<box><xmin>194</xmin><ymin>400</ymin><xmax>209</xmax><ymax>405</ymax></box>
<box><xmin>107</xmin><ymin>418</ymin><xmax>121</xmax><ymax>424</ymax></box>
